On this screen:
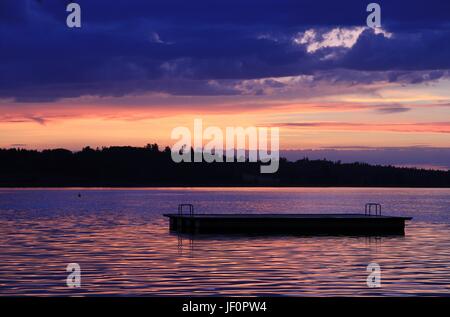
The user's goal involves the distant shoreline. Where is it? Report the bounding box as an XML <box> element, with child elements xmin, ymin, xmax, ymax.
<box><xmin>1</xmin><ymin>145</ymin><xmax>449</xmax><ymax>188</ymax></box>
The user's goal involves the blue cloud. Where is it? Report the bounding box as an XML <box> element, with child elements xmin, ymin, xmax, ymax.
<box><xmin>0</xmin><ymin>0</ymin><xmax>449</xmax><ymax>101</ymax></box>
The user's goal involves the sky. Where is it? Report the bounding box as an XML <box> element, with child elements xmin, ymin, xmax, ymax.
<box><xmin>1</xmin><ymin>0</ymin><xmax>450</xmax><ymax>169</ymax></box>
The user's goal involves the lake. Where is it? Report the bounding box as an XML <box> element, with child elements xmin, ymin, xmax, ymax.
<box><xmin>0</xmin><ymin>187</ymin><xmax>449</xmax><ymax>296</ymax></box>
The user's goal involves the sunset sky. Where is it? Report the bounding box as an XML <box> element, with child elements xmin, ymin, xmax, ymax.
<box><xmin>1</xmin><ymin>0</ymin><xmax>450</xmax><ymax>169</ymax></box>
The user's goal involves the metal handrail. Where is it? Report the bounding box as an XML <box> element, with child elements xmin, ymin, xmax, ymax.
<box><xmin>178</xmin><ymin>204</ymin><xmax>194</xmax><ymax>216</ymax></box>
<box><xmin>365</xmin><ymin>203</ymin><xmax>381</xmax><ymax>216</ymax></box>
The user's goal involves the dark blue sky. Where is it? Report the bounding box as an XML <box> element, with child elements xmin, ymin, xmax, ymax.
<box><xmin>1</xmin><ymin>0</ymin><xmax>450</xmax><ymax>101</ymax></box>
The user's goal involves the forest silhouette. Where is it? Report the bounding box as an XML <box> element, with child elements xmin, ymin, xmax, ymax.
<box><xmin>0</xmin><ymin>144</ymin><xmax>449</xmax><ymax>187</ymax></box>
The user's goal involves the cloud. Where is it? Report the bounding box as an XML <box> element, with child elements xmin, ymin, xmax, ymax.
<box><xmin>25</xmin><ymin>115</ymin><xmax>47</xmax><ymax>125</ymax></box>
<box><xmin>294</xmin><ymin>27</ymin><xmax>368</xmax><ymax>53</ymax></box>
<box><xmin>375</xmin><ymin>105</ymin><xmax>411</xmax><ymax>114</ymax></box>
<box><xmin>1</xmin><ymin>0</ymin><xmax>450</xmax><ymax>102</ymax></box>
<box><xmin>274</xmin><ymin>121</ymin><xmax>450</xmax><ymax>133</ymax></box>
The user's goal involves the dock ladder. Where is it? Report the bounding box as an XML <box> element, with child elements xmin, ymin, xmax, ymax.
<box><xmin>365</xmin><ymin>203</ymin><xmax>382</xmax><ymax>216</ymax></box>
<box><xmin>178</xmin><ymin>204</ymin><xmax>194</xmax><ymax>217</ymax></box>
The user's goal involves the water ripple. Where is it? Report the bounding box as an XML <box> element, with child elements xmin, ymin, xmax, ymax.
<box><xmin>0</xmin><ymin>188</ymin><xmax>449</xmax><ymax>296</ymax></box>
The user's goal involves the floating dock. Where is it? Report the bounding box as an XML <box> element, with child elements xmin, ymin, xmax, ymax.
<box><xmin>164</xmin><ymin>204</ymin><xmax>412</xmax><ymax>235</ymax></box>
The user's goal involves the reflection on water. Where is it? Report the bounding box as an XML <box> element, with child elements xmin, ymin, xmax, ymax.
<box><xmin>0</xmin><ymin>188</ymin><xmax>449</xmax><ymax>296</ymax></box>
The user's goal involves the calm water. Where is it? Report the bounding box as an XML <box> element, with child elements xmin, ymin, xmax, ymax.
<box><xmin>0</xmin><ymin>187</ymin><xmax>449</xmax><ymax>296</ymax></box>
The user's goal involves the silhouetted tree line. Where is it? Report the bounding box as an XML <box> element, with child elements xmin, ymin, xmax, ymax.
<box><xmin>0</xmin><ymin>144</ymin><xmax>449</xmax><ymax>187</ymax></box>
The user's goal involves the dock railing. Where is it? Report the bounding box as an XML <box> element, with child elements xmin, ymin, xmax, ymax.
<box><xmin>365</xmin><ymin>203</ymin><xmax>381</xmax><ymax>216</ymax></box>
<box><xmin>178</xmin><ymin>204</ymin><xmax>194</xmax><ymax>217</ymax></box>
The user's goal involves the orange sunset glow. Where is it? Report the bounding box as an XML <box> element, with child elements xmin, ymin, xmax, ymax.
<box><xmin>2</xmin><ymin>79</ymin><xmax>450</xmax><ymax>150</ymax></box>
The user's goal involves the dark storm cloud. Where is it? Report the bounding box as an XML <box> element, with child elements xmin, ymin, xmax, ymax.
<box><xmin>340</xmin><ymin>29</ymin><xmax>450</xmax><ymax>71</ymax></box>
<box><xmin>0</xmin><ymin>0</ymin><xmax>449</xmax><ymax>102</ymax></box>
